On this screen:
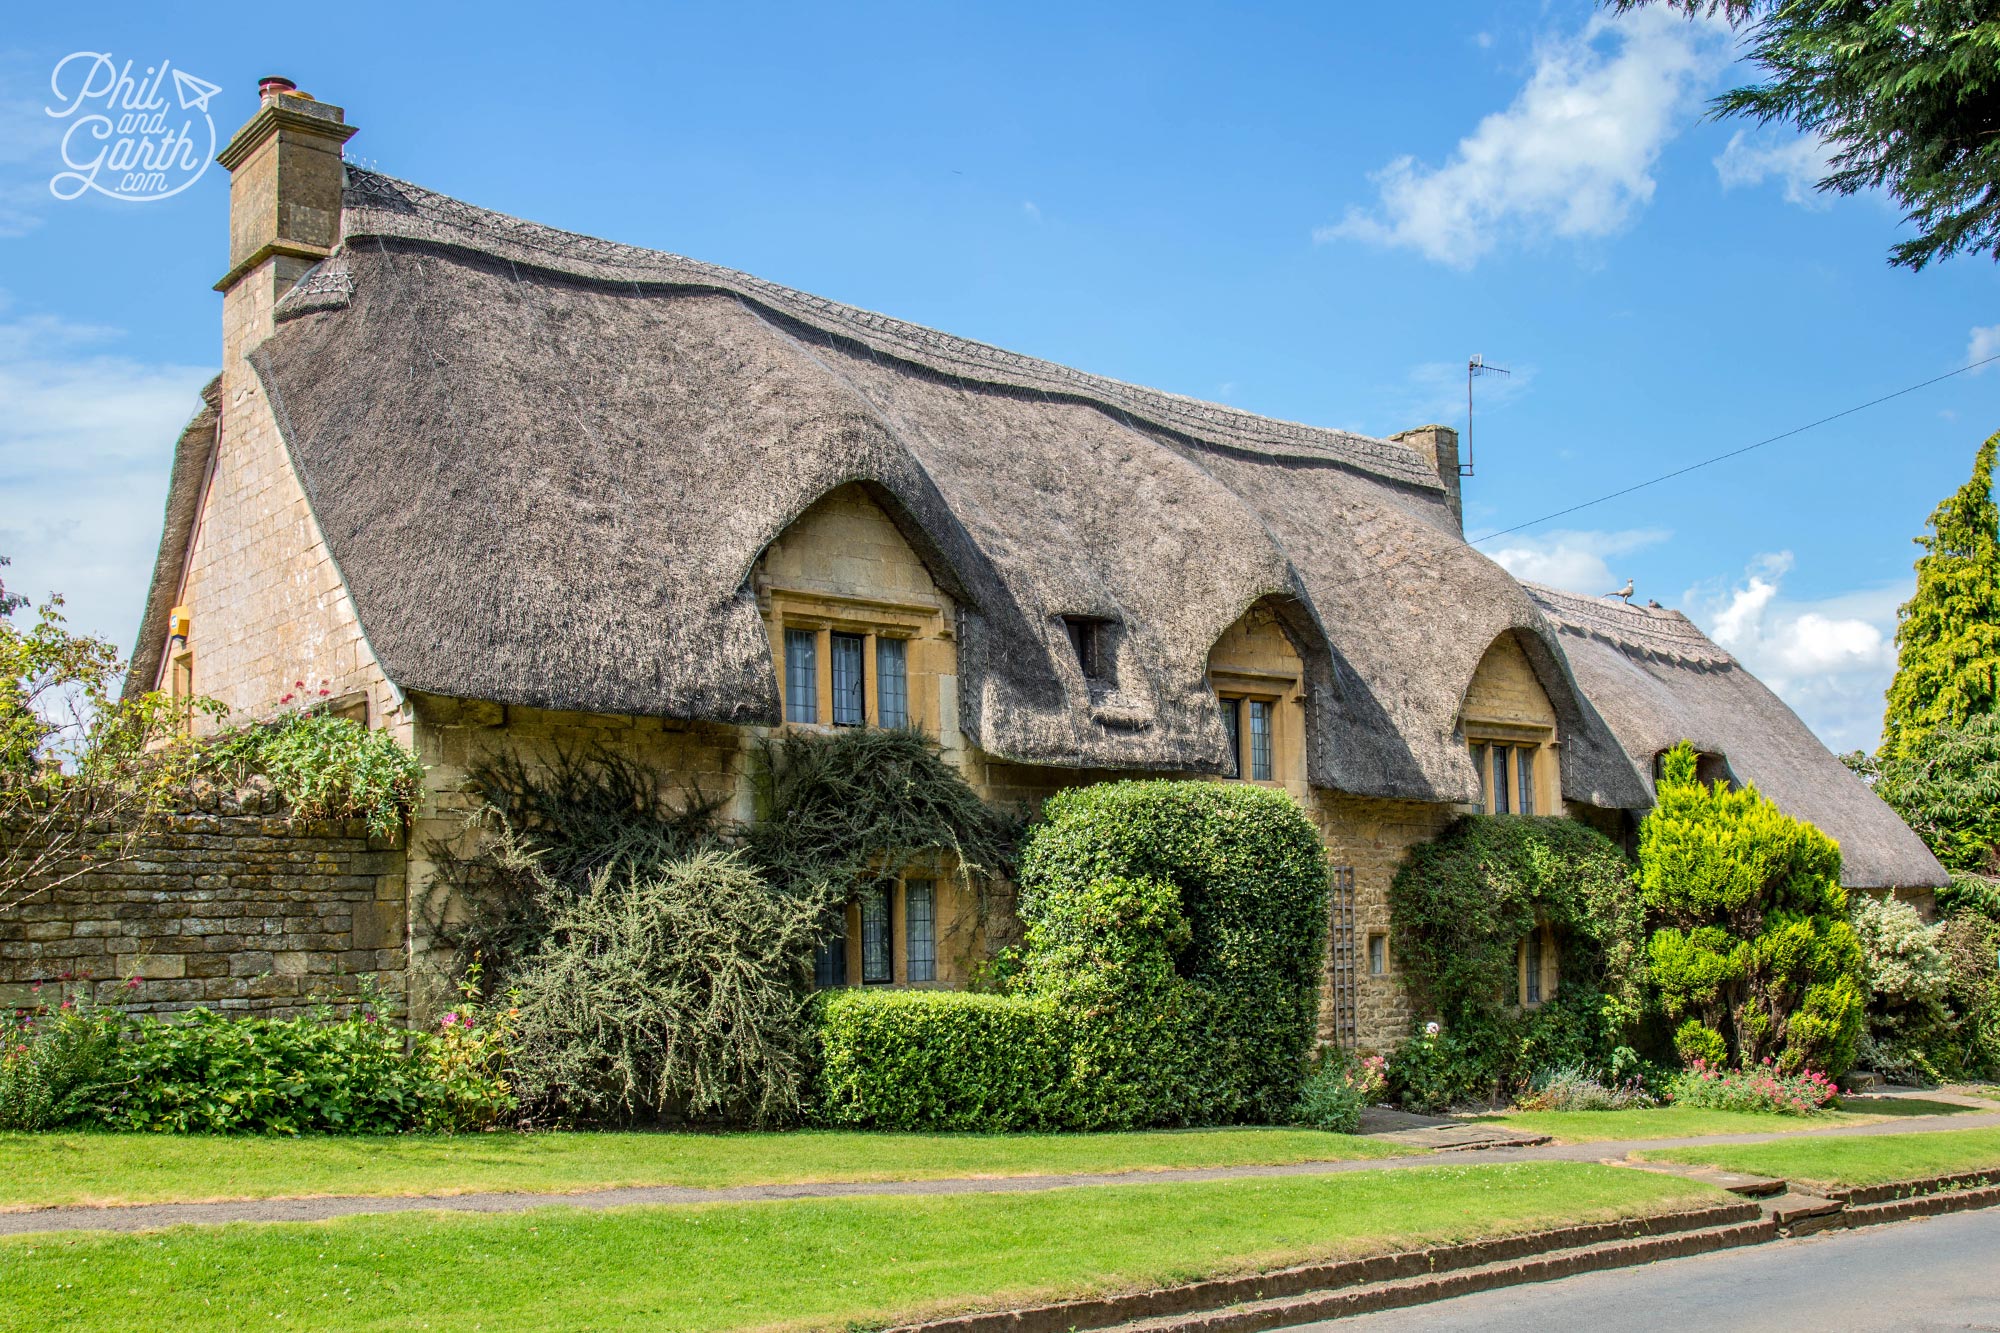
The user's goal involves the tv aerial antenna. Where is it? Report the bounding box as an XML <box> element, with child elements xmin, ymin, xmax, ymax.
<box><xmin>1464</xmin><ymin>354</ymin><xmax>1510</xmax><ymax>478</ymax></box>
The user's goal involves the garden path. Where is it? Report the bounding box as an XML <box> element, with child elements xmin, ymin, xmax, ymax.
<box><xmin>5</xmin><ymin>1095</ymin><xmax>2000</xmax><ymax>1236</ymax></box>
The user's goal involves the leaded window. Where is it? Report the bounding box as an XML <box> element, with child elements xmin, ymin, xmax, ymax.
<box><xmin>814</xmin><ymin>916</ymin><xmax>848</xmax><ymax>988</ymax></box>
<box><xmin>784</xmin><ymin>629</ymin><xmax>818</xmax><ymax>724</ymax></box>
<box><xmin>1516</xmin><ymin>747</ymin><xmax>1536</xmax><ymax>816</ymax></box>
<box><xmin>859</xmin><ymin>885</ymin><xmax>892</xmax><ymax>984</ymax></box>
<box><xmin>831</xmin><ymin>632</ymin><xmax>865</xmax><ymax>727</ymax></box>
<box><xmin>905</xmin><ymin>880</ymin><xmax>936</xmax><ymax>982</ymax></box>
<box><xmin>1248</xmin><ymin>699</ymin><xmax>1274</xmax><ymax>781</ymax></box>
<box><xmin>877</xmin><ymin>638</ymin><xmax>909</xmax><ymax>728</ymax></box>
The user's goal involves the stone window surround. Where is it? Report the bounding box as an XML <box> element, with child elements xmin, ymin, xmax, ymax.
<box><xmin>765</xmin><ymin>586</ymin><xmax>940</xmax><ymax>733</ymax></box>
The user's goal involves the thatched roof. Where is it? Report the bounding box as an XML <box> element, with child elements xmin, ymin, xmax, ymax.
<box><xmin>124</xmin><ymin>376</ymin><xmax>221</xmax><ymax>703</ymax></box>
<box><xmin>1524</xmin><ymin>583</ymin><xmax>1947</xmax><ymax>889</ymax></box>
<box><xmin>202</xmin><ymin>169</ymin><xmax>1647</xmax><ymax>809</ymax></box>
<box><xmin>135</xmin><ymin>166</ymin><xmax>1935</xmax><ymax>891</ymax></box>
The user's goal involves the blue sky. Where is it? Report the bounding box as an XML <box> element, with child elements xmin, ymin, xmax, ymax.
<box><xmin>1</xmin><ymin>1</ymin><xmax>1995</xmax><ymax>753</ymax></box>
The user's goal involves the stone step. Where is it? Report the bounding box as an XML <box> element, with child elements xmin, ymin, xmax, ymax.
<box><xmin>1763</xmin><ymin>1190</ymin><xmax>1845</xmax><ymax>1236</ymax></box>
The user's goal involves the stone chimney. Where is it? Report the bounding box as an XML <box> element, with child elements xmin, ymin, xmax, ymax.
<box><xmin>213</xmin><ymin>77</ymin><xmax>356</xmax><ymax>367</ymax></box>
<box><xmin>1389</xmin><ymin>424</ymin><xmax>1463</xmax><ymax>531</ymax></box>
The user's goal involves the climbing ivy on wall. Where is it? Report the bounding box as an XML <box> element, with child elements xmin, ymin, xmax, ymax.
<box><xmin>1386</xmin><ymin>814</ymin><xmax>1645</xmax><ymax>1107</ymax></box>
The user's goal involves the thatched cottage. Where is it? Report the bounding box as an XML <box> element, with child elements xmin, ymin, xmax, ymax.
<box><xmin>128</xmin><ymin>81</ymin><xmax>1946</xmax><ymax>1046</ymax></box>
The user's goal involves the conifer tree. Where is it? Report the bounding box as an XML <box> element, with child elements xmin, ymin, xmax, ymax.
<box><xmin>1882</xmin><ymin>433</ymin><xmax>2000</xmax><ymax>765</ymax></box>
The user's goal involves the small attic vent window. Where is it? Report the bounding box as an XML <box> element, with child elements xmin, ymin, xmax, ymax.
<box><xmin>1063</xmin><ymin>617</ymin><xmax>1112</xmax><ymax>682</ymax></box>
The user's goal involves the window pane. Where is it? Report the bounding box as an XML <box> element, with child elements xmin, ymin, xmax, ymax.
<box><xmin>860</xmin><ymin>885</ymin><xmax>892</xmax><ymax>983</ymax></box>
<box><xmin>1471</xmin><ymin>743</ymin><xmax>1488</xmax><ymax>812</ymax></box>
<box><xmin>876</xmin><ymin>638</ymin><xmax>909</xmax><ymax>728</ymax></box>
<box><xmin>1221</xmin><ymin>697</ymin><xmax>1242</xmax><ymax>779</ymax></box>
<box><xmin>830</xmin><ymin>632</ymin><xmax>865</xmax><ymax>727</ymax></box>
<box><xmin>1368</xmin><ymin>935</ymin><xmax>1385</xmax><ymax>976</ymax></box>
<box><xmin>784</xmin><ymin>629</ymin><xmax>818</xmax><ymax>724</ymax></box>
<box><xmin>905</xmin><ymin>880</ymin><xmax>936</xmax><ymax>982</ymax></box>
<box><xmin>814</xmin><ymin>913</ymin><xmax>848</xmax><ymax>988</ymax></box>
<box><xmin>1517</xmin><ymin>746</ymin><xmax>1536</xmax><ymax>815</ymax></box>
<box><xmin>1065</xmin><ymin>619</ymin><xmax>1100</xmax><ymax>678</ymax></box>
<box><xmin>1493</xmin><ymin>744</ymin><xmax>1511</xmax><ymax>814</ymax></box>
<box><xmin>1525</xmin><ymin>930</ymin><xmax>1543</xmax><ymax>1005</ymax></box>
<box><xmin>1249</xmin><ymin>700</ymin><xmax>1273</xmax><ymax>781</ymax></box>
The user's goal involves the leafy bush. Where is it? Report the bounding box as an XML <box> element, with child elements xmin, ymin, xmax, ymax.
<box><xmin>3</xmin><ymin>978</ymin><xmax>513</xmax><ymax>1135</ymax></box>
<box><xmin>1850</xmin><ymin>894</ymin><xmax>1955</xmax><ymax>1085</ymax></box>
<box><xmin>508</xmin><ymin>848</ymin><xmax>827</xmax><ymax>1127</ymax></box>
<box><xmin>1665</xmin><ymin>1060</ymin><xmax>1840</xmax><ymax>1117</ymax></box>
<box><xmin>206</xmin><ymin>706</ymin><xmax>424</xmax><ymax>838</ymax></box>
<box><xmin>0</xmin><ymin>983</ymin><xmax>122</xmax><ymax>1130</ymax></box>
<box><xmin>1016</xmin><ymin>781</ymin><xmax>1330</xmax><ymax>1125</ymax></box>
<box><xmin>423</xmin><ymin>729</ymin><xmax>1011</xmax><ymax>1128</ymax></box>
<box><xmin>1939</xmin><ymin>873</ymin><xmax>2000</xmax><ymax>922</ymax></box>
<box><xmin>1872</xmin><ymin>718</ymin><xmax>2000</xmax><ymax>876</ymax></box>
<box><xmin>1514</xmin><ymin>1064</ymin><xmax>1656</xmax><ymax>1112</ymax></box>
<box><xmin>1386</xmin><ymin>816</ymin><xmax>1644</xmax><ymax>1104</ymax></box>
<box><xmin>1934</xmin><ymin>910</ymin><xmax>2000</xmax><ymax>1078</ymax></box>
<box><xmin>1640</xmin><ymin>743</ymin><xmax>1866</xmax><ymax>1078</ymax></box>
<box><xmin>1294</xmin><ymin>1049</ymin><xmax>1387</xmax><ymax>1132</ymax></box>
<box><xmin>812</xmin><ymin>989</ymin><xmax>1072</xmax><ymax>1131</ymax></box>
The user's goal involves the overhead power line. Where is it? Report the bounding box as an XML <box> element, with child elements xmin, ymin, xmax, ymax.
<box><xmin>1470</xmin><ymin>352</ymin><xmax>2000</xmax><ymax>546</ymax></box>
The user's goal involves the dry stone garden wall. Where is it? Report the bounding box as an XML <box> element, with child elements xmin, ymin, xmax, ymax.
<box><xmin>0</xmin><ymin>793</ymin><xmax>406</xmax><ymax>1018</ymax></box>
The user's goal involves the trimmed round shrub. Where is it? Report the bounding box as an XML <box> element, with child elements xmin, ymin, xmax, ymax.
<box><xmin>1017</xmin><ymin>781</ymin><xmax>1332</xmax><ymax>1125</ymax></box>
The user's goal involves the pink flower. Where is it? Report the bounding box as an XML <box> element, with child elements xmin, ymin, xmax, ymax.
<box><xmin>441</xmin><ymin>1012</ymin><xmax>459</xmax><ymax>1028</ymax></box>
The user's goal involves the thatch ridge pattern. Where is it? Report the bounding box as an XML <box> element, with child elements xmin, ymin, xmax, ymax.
<box><xmin>333</xmin><ymin>169</ymin><xmax>1442</xmax><ymax>489</ymax></box>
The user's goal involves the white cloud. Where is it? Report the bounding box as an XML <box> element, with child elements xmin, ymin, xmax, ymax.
<box><xmin>1319</xmin><ymin>8</ymin><xmax>1729</xmax><ymax>267</ymax></box>
<box><xmin>1684</xmin><ymin>552</ymin><xmax>1906</xmax><ymax>754</ymax></box>
<box><xmin>1714</xmin><ymin>129</ymin><xmax>1834</xmax><ymax>208</ymax></box>
<box><xmin>1022</xmin><ymin>200</ymin><xmax>1042</xmax><ymax>224</ymax></box>
<box><xmin>0</xmin><ymin>300</ymin><xmax>213</xmax><ymax>663</ymax></box>
<box><xmin>1483</xmin><ymin>527</ymin><xmax>1671</xmax><ymax>595</ymax></box>
<box><xmin>0</xmin><ymin>90</ymin><xmax>62</xmax><ymax>237</ymax></box>
<box><xmin>1969</xmin><ymin>324</ymin><xmax>2000</xmax><ymax>371</ymax></box>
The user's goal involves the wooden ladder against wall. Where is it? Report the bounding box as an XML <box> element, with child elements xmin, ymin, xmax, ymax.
<box><xmin>1327</xmin><ymin>866</ymin><xmax>1358</xmax><ymax>1050</ymax></box>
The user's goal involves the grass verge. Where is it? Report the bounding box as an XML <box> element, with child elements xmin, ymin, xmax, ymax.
<box><xmin>0</xmin><ymin>1127</ymin><xmax>1401</xmax><ymax>1210</ymax></box>
<box><xmin>0</xmin><ymin>1162</ymin><xmax>1724</xmax><ymax>1332</ymax></box>
<box><xmin>1638</xmin><ymin>1126</ymin><xmax>2000</xmax><ymax>1192</ymax></box>
<box><xmin>1473</xmin><ymin>1099</ymin><xmax>1971</xmax><ymax>1144</ymax></box>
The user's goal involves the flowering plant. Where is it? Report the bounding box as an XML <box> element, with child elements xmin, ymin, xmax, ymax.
<box><xmin>420</xmin><ymin>961</ymin><xmax>519</xmax><ymax>1132</ymax></box>
<box><xmin>1665</xmin><ymin>1058</ymin><xmax>1840</xmax><ymax>1116</ymax></box>
<box><xmin>0</xmin><ymin>976</ymin><xmax>124</xmax><ymax>1131</ymax></box>
<box><xmin>1294</xmin><ymin>1046</ymin><xmax>1387</xmax><ymax>1133</ymax></box>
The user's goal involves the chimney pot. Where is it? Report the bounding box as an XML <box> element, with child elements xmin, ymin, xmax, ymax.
<box><xmin>258</xmin><ymin>75</ymin><xmax>297</xmax><ymax>98</ymax></box>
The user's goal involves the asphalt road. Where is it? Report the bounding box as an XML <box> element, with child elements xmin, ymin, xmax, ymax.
<box><xmin>1306</xmin><ymin>1209</ymin><xmax>2000</xmax><ymax>1332</ymax></box>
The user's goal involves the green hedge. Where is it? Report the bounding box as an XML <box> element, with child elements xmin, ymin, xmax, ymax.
<box><xmin>812</xmin><ymin>989</ymin><xmax>1072</xmax><ymax>1130</ymax></box>
<box><xmin>809</xmin><ymin>781</ymin><xmax>1332</xmax><ymax>1132</ymax></box>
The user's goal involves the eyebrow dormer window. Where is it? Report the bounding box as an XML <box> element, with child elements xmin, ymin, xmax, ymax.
<box><xmin>1063</xmin><ymin>617</ymin><xmax>1111</xmax><ymax>682</ymax></box>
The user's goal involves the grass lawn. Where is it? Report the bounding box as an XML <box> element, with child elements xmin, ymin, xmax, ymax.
<box><xmin>0</xmin><ymin>1126</ymin><xmax>1402</xmax><ymax>1210</ymax></box>
<box><xmin>1638</xmin><ymin>1126</ymin><xmax>2000</xmax><ymax>1192</ymax></box>
<box><xmin>0</xmin><ymin>1162</ymin><xmax>1725</xmax><ymax>1332</ymax></box>
<box><xmin>1473</xmin><ymin>1098</ymin><xmax>1973</xmax><ymax>1144</ymax></box>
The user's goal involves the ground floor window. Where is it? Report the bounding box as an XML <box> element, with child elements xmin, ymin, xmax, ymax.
<box><xmin>1517</xmin><ymin>924</ymin><xmax>1559</xmax><ymax>1008</ymax></box>
<box><xmin>859</xmin><ymin>884</ymin><xmax>893</xmax><ymax>984</ymax></box>
<box><xmin>814</xmin><ymin>919</ymin><xmax>847</xmax><ymax>987</ymax></box>
<box><xmin>814</xmin><ymin>878</ymin><xmax>947</xmax><ymax>989</ymax></box>
<box><xmin>1367</xmin><ymin>933</ymin><xmax>1387</xmax><ymax>976</ymax></box>
<box><xmin>905</xmin><ymin>880</ymin><xmax>936</xmax><ymax>982</ymax></box>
